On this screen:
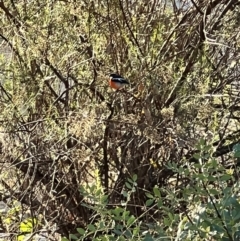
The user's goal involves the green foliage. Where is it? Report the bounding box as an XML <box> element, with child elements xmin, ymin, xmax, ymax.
<box><xmin>61</xmin><ymin>140</ymin><xmax>240</xmax><ymax>241</ymax></box>
<box><xmin>63</xmin><ymin>175</ymin><xmax>169</xmax><ymax>241</ymax></box>
<box><xmin>233</xmin><ymin>143</ymin><xmax>240</xmax><ymax>158</ymax></box>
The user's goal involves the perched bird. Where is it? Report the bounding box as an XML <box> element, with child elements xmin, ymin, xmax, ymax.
<box><xmin>109</xmin><ymin>73</ymin><xmax>129</xmax><ymax>90</ymax></box>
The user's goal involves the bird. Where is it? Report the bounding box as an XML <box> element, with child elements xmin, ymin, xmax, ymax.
<box><xmin>109</xmin><ymin>73</ymin><xmax>130</xmax><ymax>90</ymax></box>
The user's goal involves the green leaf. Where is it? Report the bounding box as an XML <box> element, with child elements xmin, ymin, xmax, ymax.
<box><xmin>99</xmin><ymin>221</ymin><xmax>105</xmax><ymax>229</ymax></box>
<box><xmin>146</xmin><ymin>199</ymin><xmax>154</xmax><ymax>206</ymax></box>
<box><xmin>124</xmin><ymin>229</ymin><xmax>132</xmax><ymax>237</ymax></box>
<box><xmin>145</xmin><ymin>192</ymin><xmax>154</xmax><ymax>199</ymax></box>
<box><xmin>233</xmin><ymin>143</ymin><xmax>240</xmax><ymax>157</ymax></box>
<box><xmin>125</xmin><ymin>182</ymin><xmax>132</xmax><ymax>189</ymax></box>
<box><xmin>163</xmin><ymin>217</ymin><xmax>171</xmax><ymax>226</ymax></box>
<box><xmin>111</xmin><ymin>207</ymin><xmax>124</xmax><ymax>216</ymax></box>
<box><xmin>220</xmin><ymin>174</ymin><xmax>232</xmax><ymax>181</ymax></box>
<box><xmin>193</xmin><ymin>153</ymin><xmax>201</xmax><ymax>160</ymax></box>
<box><xmin>122</xmin><ymin>190</ymin><xmax>128</xmax><ymax>197</ymax></box>
<box><xmin>62</xmin><ymin>237</ymin><xmax>69</xmax><ymax>241</ymax></box>
<box><xmin>223</xmin><ymin>196</ymin><xmax>238</xmax><ymax>207</ymax></box>
<box><xmin>69</xmin><ymin>234</ymin><xmax>79</xmax><ymax>240</ymax></box>
<box><xmin>133</xmin><ymin>226</ymin><xmax>140</xmax><ymax>235</ymax></box>
<box><xmin>208</xmin><ymin>175</ymin><xmax>216</xmax><ymax>181</ymax></box>
<box><xmin>87</xmin><ymin>224</ymin><xmax>96</xmax><ymax>232</ymax></box>
<box><xmin>153</xmin><ymin>186</ymin><xmax>160</xmax><ymax>198</ymax></box>
<box><xmin>168</xmin><ymin>212</ymin><xmax>174</xmax><ymax>221</ymax></box>
<box><xmin>122</xmin><ymin>210</ymin><xmax>130</xmax><ymax>219</ymax></box>
<box><xmin>127</xmin><ymin>215</ymin><xmax>136</xmax><ymax>226</ymax></box>
<box><xmin>101</xmin><ymin>195</ymin><xmax>108</xmax><ymax>203</ymax></box>
<box><xmin>127</xmin><ymin>178</ymin><xmax>133</xmax><ymax>184</ymax></box>
<box><xmin>95</xmin><ymin>189</ymin><xmax>102</xmax><ymax>196</ymax></box>
<box><xmin>132</xmin><ymin>174</ymin><xmax>137</xmax><ymax>182</ymax></box>
<box><xmin>193</xmin><ymin>173</ymin><xmax>206</xmax><ymax>181</ymax></box>
<box><xmin>208</xmin><ymin>188</ymin><xmax>219</xmax><ymax>195</ymax></box>
<box><xmin>157</xmin><ymin>200</ymin><xmax>163</xmax><ymax>208</ymax></box>
<box><xmin>113</xmin><ymin>229</ymin><xmax>122</xmax><ymax>236</ymax></box>
<box><xmin>143</xmin><ymin>232</ymin><xmax>154</xmax><ymax>241</ymax></box>
<box><xmin>77</xmin><ymin>228</ymin><xmax>85</xmax><ymax>235</ymax></box>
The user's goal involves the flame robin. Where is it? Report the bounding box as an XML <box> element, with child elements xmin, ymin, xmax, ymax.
<box><xmin>109</xmin><ymin>73</ymin><xmax>130</xmax><ymax>90</ymax></box>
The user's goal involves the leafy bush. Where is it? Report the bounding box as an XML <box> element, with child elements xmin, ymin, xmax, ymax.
<box><xmin>62</xmin><ymin>142</ymin><xmax>240</xmax><ymax>241</ymax></box>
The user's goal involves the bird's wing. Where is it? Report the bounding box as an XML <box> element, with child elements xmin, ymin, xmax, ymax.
<box><xmin>111</xmin><ymin>77</ymin><xmax>129</xmax><ymax>84</ymax></box>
